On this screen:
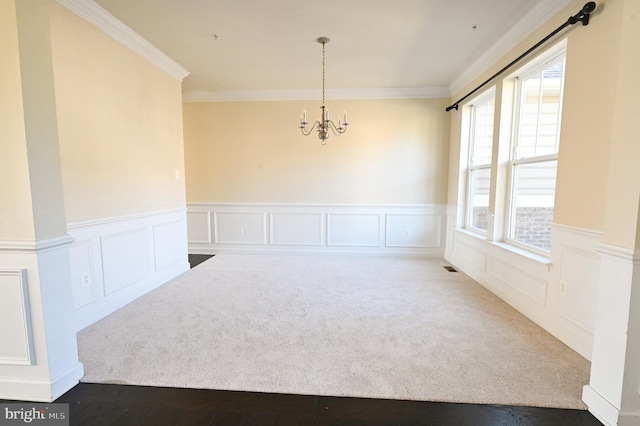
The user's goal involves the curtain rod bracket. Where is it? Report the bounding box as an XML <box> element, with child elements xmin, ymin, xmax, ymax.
<box><xmin>445</xmin><ymin>2</ymin><xmax>596</xmax><ymax>112</ymax></box>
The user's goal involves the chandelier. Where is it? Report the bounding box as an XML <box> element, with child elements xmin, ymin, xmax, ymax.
<box><xmin>299</xmin><ymin>37</ymin><xmax>349</xmax><ymax>145</ymax></box>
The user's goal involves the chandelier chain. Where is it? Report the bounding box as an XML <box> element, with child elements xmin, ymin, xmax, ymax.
<box><xmin>322</xmin><ymin>41</ymin><xmax>326</xmax><ymax>106</ymax></box>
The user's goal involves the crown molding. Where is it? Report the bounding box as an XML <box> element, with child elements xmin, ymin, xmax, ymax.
<box><xmin>182</xmin><ymin>87</ymin><xmax>451</xmax><ymax>102</ymax></box>
<box><xmin>56</xmin><ymin>0</ymin><xmax>189</xmax><ymax>82</ymax></box>
<box><xmin>448</xmin><ymin>0</ymin><xmax>572</xmax><ymax>97</ymax></box>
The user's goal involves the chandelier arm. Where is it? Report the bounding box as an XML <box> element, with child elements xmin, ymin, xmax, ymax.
<box><xmin>327</xmin><ymin>120</ymin><xmax>347</xmax><ymax>136</ymax></box>
<box><xmin>300</xmin><ymin>121</ymin><xmax>320</xmax><ymax>136</ymax></box>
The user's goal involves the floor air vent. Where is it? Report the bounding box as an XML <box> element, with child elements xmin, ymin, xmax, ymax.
<box><xmin>443</xmin><ymin>265</ymin><xmax>458</xmax><ymax>272</ymax></box>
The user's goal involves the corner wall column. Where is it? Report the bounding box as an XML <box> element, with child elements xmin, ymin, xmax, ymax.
<box><xmin>0</xmin><ymin>0</ymin><xmax>83</xmax><ymax>401</ymax></box>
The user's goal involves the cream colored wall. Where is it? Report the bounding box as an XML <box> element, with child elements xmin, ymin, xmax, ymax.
<box><xmin>0</xmin><ymin>0</ymin><xmax>36</xmax><ymax>241</ymax></box>
<box><xmin>184</xmin><ymin>98</ymin><xmax>450</xmax><ymax>205</ymax></box>
<box><xmin>601</xmin><ymin>0</ymin><xmax>640</xmax><ymax>249</ymax></box>
<box><xmin>554</xmin><ymin>0</ymin><xmax>622</xmax><ymax>231</ymax></box>
<box><xmin>448</xmin><ymin>0</ymin><xmax>625</xmax><ymax>234</ymax></box>
<box><xmin>49</xmin><ymin>2</ymin><xmax>186</xmax><ymax>224</ymax></box>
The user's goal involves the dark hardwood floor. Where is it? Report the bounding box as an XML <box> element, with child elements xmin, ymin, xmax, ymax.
<box><xmin>189</xmin><ymin>253</ymin><xmax>215</xmax><ymax>268</ymax></box>
<box><xmin>5</xmin><ymin>253</ymin><xmax>598</xmax><ymax>425</ymax></box>
<box><xmin>49</xmin><ymin>383</ymin><xmax>601</xmax><ymax>425</ymax></box>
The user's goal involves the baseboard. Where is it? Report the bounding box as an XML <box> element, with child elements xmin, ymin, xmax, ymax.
<box><xmin>582</xmin><ymin>385</ymin><xmax>619</xmax><ymax>426</ymax></box>
<box><xmin>0</xmin><ymin>362</ymin><xmax>84</xmax><ymax>402</ymax></box>
<box><xmin>187</xmin><ymin>203</ymin><xmax>447</xmax><ymax>257</ymax></box>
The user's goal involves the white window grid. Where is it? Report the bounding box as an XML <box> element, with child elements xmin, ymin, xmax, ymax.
<box><xmin>505</xmin><ymin>51</ymin><xmax>566</xmax><ymax>255</ymax></box>
<box><xmin>466</xmin><ymin>90</ymin><xmax>495</xmax><ymax>234</ymax></box>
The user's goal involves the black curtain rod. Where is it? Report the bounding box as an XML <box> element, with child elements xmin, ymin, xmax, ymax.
<box><xmin>446</xmin><ymin>1</ymin><xmax>597</xmax><ymax>112</ymax></box>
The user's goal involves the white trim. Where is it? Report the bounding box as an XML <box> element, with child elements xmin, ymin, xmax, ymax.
<box><xmin>68</xmin><ymin>209</ymin><xmax>189</xmax><ymax>330</ymax></box>
<box><xmin>0</xmin><ymin>269</ymin><xmax>34</xmax><ymax>366</ymax></box>
<box><xmin>188</xmin><ymin>203</ymin><xmax>446</xmax><ymax>257</ymax></box>
<box><xmin>445</xmin><ymin>222</ymin><xmax>603</xmax><ymax>360</ymax></box>
<box><xmin>449</xmin><ymin>0</ymin><xmax>572</xmax><ymax>96</ymax></box>
<box><xmin>582</xmin><ymin>385</ymin><xmax>619</xmax><ymax>426</ymax></box>
<box><xmin>187</xmin><ymin>202</ymin><xmax>437</xmax><ymax>209</ymax></box>
<box><xmin>596</xmin><ymin>243</ymin><xmax>640</xmax><ymax>262</ymax></box>
<box><xmin>55</xmin><ymin>0</ymin><xmax>189</xmax><ymax>82</ymax></box>
<box><xmin>0</xmin><ymin>235</ymin><xmax>75</xmax><ymax>254</ymax></box>
<box><xmin>67</xmin><ymin>207</ymin><xmax>187</xmax><ymax>230</ymax></box>
<box><xmin>182</xmin><ymin>87</ymin><xmax>451</xmax><ymax>102</ymax></box>
<box><xmin>0</xmin><ymin>362</ymin><xmax>84</xmax><ymax>402</ymax></box>
<box><xmin>553</xmin><ymin>223</ymin><xmax>604</xmax><ymax>240</ymax></box>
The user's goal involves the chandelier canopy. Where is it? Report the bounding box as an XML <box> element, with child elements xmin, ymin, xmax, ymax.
<box><xmin>299</xmin><ymin>37</ymin><xmax>349</xmax><ymax>145</ymax></box>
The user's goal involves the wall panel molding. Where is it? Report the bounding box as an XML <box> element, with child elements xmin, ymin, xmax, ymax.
<box><xmin>214</xmin><ymin>212</ymin><xmax>267</xmax><ymax>245</ymax></box>
<box><xmin>188</xmin><ymin>203</ymin><xmax>447</xmax><ymax>256</ymax></box>
<box><xmin>67</xmin><ymin>209</ymin><xmax>189</xmax><ymax>331</ymax></box>
<box><xmin>0</xmin><ymin>269</ymin><xmax>34</xmax><ymax>365</ymax></box>
<box><xmin>327</xmin><ymin>213</ymin><xmax>381</xmax><ymax>247</ymax></box>
<box><xmin>270</xmin><ymin>212</ymin><xmax>323</xmax><ymax>246</ymax></box>
<box><xmin>445</xmin><ymin>221</ymin><xmax>604</xmax><ymax>360</ymax></box>
<box><xmin>186</xmin><ymin>211</ymin><xmax>212</xmax><ymax>244</ymax></box>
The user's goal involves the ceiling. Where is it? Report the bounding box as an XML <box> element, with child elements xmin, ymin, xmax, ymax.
<box><xmin>92</xmin><ymin>0</ymin><xmax>565</xmax><ymax>99</ymax></box>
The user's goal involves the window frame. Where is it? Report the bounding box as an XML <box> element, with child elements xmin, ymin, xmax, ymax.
<box><xmin>504</xmin><ymin>50</ymin><xmax>567</xmax><ymax>255</ymax></box>
<box><xmin>465</xmin><ymin>89</ymin><xmax>496</xmax><ymax>235</ymax></box>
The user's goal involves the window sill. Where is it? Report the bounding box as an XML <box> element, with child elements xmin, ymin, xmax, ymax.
<box><xmin>454</xmin><ymin>228</ymin><xmax>551</xmax><ymax>266</ymax></box>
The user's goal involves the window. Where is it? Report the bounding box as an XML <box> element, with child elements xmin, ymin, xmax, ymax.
<box><xmin>466</xmin><ymin>91</ymin><xmax>495</xmax><ymax>233</ymax></box>
<box><xmin>457</xmin><ymin>40</ymin><xmax>567</xmax><ymax>257</ymax></box>
<box><xmin>507</xmin><ymin>54</ymin><xmax>566</xmax><ymax>252</ymax></box>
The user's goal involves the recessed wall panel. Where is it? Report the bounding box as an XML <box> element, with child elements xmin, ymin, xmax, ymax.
<box><xmin>215</xmin><ymin>212</ymin><xmax>266</xmax><ymax>245</ymax></box>
<box><xmin>327</xmin><ymin>213</ymin><xmax>381</xmax><ymax>247</ymax></box>
<box><xmin>186</xmin><ymin>211</ymin><xmax>211</xmax><ymax>244</ymax></box>
<box><xmin>101</xmin><ymin>228</ymin><xmax>150</xmax><ymax>295</ymax></box>
<box><xmin>68</xmin><ymin>240</ymin><xmax>95</xmax><ymax>309</ymax></box>
<box><xmin>386</xmin><ymin>213</ymin><xmax>441</xmax><ymax>248</ymax></box>
<box><xmin>154</xmin><ymin>220</ymin><xmax>187</xmax><ymax>270</ymax></box>
<box><xmin>491</xmin><ymin>258</ymin><xmax>548</xmax><ymax>306</ymax></box>
<box><xmin>270</xmin><ymin>213</ymin><xmax>322</xmax><ymax>246</ymax></box>
<box><xmin>556</xmin><ymin>247</ymin><xmax>599</xmax><ymax>332</ymax></box>
<box><xmin>0</xmin><ymin>269</ymin><xmax>34</xmax><ymax>365</ymax></box>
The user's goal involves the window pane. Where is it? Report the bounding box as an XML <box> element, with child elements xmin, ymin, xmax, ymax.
<box><xmin>470</xmin><ymin>98</ymin><xmax>495</xmax><ymax>166</ymax></box>
<box><xmin>516</xmin><ymin>58</ymin><xmax>565</xmax><ymax>159</ymax></box>
<box><xmin>510</xmin><ymin>160</ymin><xmax>557</xmax><ymax>251</ymax></box>
<box><xmin>468</xmin><ymin>167</ymin><xmax>491</xmax><ymax>231</ymax></box>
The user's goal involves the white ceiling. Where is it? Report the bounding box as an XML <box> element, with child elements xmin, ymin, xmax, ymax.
<box><xmin>92</xmin><ymin>0</ymin><xmax>568</xmax><ymax>99</ymax></box>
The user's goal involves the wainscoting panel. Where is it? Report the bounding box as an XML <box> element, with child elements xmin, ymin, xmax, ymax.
<box><xmin>186</xmin><ymin>211</ymin><xmax>211</xmax><ymax>244</ymax></box>
<box><xmin>214</xmin><ymin>212</ymin><xmax>267</xmax><ymax>245</ymax></box>
<box><xmin>445</xmin><ymin>220</ymin><xmax>603</xmax><ymax>360</ymax></box>
<box><xmin>154</xmin><ymin>220</ymin><xmax>188</xmax><ymax>271</ymax></box>
<box><xmin>490</xmin><ymin>258</ymin><xmax>547</xmax><ymax>306</ymax></box>
<box><xmin>101</xmin><ymin>228</ymin><xmax>151</xmax><ymax>295</ymax></box>
<box><xmin>188</xmin><ymin>204</ymin><xmax>447</xmax><ymax>256</ymax></box>
<box><xmin>68</xmin><ymin>240</ymin><xmax>95</xmax><ymax>310</ymax></box>
<box><xmin>270</xmin><ymin>213</ymin><xmax>322</xmax><ymax>246</ymax></box>
<box><xmin>327</xmin><ymin>213</ymin><xmax>381</xmax><ymax>247</ymax></box>
<box><xmin>68</xmin><ymin>208</ymin><xmax>189</xmax><ymax>331</ymax></box>
<box><xmin>551</xmin><ymin>225</ymin><xmax>602</xmax><ymax>336</ymax></box>
<box><xmin>0</xmin><ymin>269</ymin><xmax>34</xmax><ymax>366</ymax></box>
<box><xmin>452</xmin><ymin>236</ymin><xmax>488</xmax><ymax>272</ymax></box>
<box><xmin>386</xmin><ymin>213</ymin><xmax>442</xmax><ymax>248</ymax></box>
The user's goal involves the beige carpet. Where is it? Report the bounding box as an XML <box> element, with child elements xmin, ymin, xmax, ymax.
<box><xmin>77</xmin><ymin>254</ymin><xmax>590</xmax><ymax>409</ymax></box>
